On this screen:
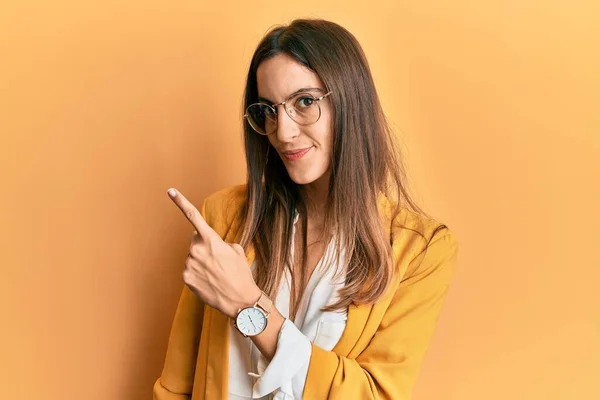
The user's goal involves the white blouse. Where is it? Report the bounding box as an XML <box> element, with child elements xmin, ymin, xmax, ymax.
<box><xmin>228</xmin><ymin>213</ymin><xmax>348</xmax><ymax>399</ymax></box>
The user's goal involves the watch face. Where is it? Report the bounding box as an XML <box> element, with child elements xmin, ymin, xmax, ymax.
<box><xmin>235</xmin><ymin>307</ymin><xmax>267</xmax><ymax>336</ymax></box>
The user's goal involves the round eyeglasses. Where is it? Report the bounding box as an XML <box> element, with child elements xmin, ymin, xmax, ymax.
<box><xmin>244</xmin><ymin>90</ymin><xmax>332</xmax><ymax>135</ymax></box>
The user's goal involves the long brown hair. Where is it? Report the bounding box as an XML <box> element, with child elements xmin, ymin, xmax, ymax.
<box><xmin>239</xmin><ymin>19</ymin><xmax>434</xmax><ymax>317</ymax></box>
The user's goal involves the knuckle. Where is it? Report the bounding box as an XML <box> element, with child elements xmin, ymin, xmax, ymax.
<box><xmin>182</xmin><ymin>269</ymin><xmax>191</xmax><ymax>284</ymax></box>
<box><xmin>186</xmin><ymin>209</ymin><xmax>198</xmax><ymax>220</ymax></box>
<box><xmin>190</xmin><ymin>244</ymin><xmax>205</xmax><ymax>259</ymax></box>
<box><xmin>189</xmin><ymin>242</ymin><xmax>204</xmax><ymax>255</ymax></box>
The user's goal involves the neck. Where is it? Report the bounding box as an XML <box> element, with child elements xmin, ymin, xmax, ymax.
<box><xmin>300</xmin><ymin>171</ymin><xmax>330</xmax><ymax>221</ymax></box>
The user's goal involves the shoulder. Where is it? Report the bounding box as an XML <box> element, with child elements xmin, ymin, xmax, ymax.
<box><xmin>379</xmin><ymin>195</ymin><xmax>458</xmax><ymax>274</ymax></box>
<box><xmin>201</xmin><ymin>184</ymin><xmax>248</xmax><ymax>237</ymax></box>
<box><xmin>203</xmin><ymin>184</ymin><xmax>247</xmax><ymax>215</ymax></box>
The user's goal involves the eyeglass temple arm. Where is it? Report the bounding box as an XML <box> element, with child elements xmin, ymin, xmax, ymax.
<box><xmin>316</xmin><ymin>91</ymin><xmax>332</xmax><ymax>101</ymax></box>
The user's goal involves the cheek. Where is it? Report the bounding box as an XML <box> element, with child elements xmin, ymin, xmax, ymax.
<box><xmin>313</xmin><ymin>125</ymin><xmax>333</xmax><ymax>150</ymax></box>
<box><xmin>317</xmin><ymin>112</ymin><xmax>334</xmax><ymax>147</ymax></box>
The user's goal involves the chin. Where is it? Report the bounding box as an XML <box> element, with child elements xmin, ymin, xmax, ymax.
<box><xmin>286</xmin><ymin>168</ymin><xmax>328</xmax><ymax>186</ymax></box>
<box><xmin>287</xmin><ymin>173</ymin><xmax>317</xmax><ymax>185</ymax></box>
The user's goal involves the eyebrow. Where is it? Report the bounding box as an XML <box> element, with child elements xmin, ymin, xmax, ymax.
<box><xmin>258</xmin><ymin>87</ymin><xmax>325</xmax><ymax>104</ymax></box>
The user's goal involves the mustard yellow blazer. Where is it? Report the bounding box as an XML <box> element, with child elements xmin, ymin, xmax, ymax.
<box><xmin>153</xmin><ymin>185</ymin><xmax>458</xmax><ymax>399</ymax></box>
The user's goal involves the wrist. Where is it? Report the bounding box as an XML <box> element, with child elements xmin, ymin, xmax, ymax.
<box><xmin>230</xmin><ymin>285</ymin><xmax>262</xmax><ymax>319</ymax></box>
<box><xmin>250</xmin><ymin>305</ymin><xmax>286</xmax><ymax>361</ymax></box>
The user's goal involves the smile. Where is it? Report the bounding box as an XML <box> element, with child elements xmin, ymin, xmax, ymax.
<box><xmin>282</xmin><ymin>147</ymin><xmax>313</xmax><ymax>161</ymax></box>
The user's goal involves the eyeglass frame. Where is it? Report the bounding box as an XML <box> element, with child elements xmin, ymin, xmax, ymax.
<box><xmin>243</xmin><ymin>89</ymin><xmax>333</xmax><ymax>135</ymax></box>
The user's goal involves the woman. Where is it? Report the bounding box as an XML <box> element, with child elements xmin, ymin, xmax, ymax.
<box><xmin>154</xmin><ymin>19</ymin><xmax>458</xmax><ymax>400</ymax></box>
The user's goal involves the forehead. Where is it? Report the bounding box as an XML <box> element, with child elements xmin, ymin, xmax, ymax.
<box><xmin>256</xmin><ymin>54</ymin><xmax>323</xmax><ymax>101</ymax></box>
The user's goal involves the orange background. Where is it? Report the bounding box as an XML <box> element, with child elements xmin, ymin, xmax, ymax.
<box><xmin>1</xmin><ymin>1</ymin><xmax>598</xmax><ymax>399</ymax></box>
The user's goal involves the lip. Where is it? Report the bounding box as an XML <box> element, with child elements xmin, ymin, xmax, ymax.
<box><xmin>282</xmin><ymin>146</ymin><xmax>313</xmax><ymax>160</ymax></box>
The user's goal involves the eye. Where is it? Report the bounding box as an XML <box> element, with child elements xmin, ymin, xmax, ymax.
<box><xmin>295</xmin><ymin>96</ymin><xmax>315</xmax><ymax>109</ymax></box>
<box><xmin>263</xmin><ymin>105</ymin><xmax>277</xmax><ymax>120</ymax></box>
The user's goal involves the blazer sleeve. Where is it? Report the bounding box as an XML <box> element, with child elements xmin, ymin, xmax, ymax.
<box><xmin>153</xmin><ymin>199</ymin><xmax>209</xmax><ymax>400</ymax></box>
<box><xmin>303</xmin><ymin>227</ymin><xmax>459</xmax><ymax>400</ymax></box>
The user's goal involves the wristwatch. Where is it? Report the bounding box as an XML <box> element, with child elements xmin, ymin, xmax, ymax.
<box><xmin>233</xmin><ymin>291</ymin><xmax>273</xmax><ymax>337</ymax></box>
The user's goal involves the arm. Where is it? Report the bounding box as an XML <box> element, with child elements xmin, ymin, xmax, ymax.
<box><xmin>304</xmin><ymin>228</ymin><xmax>459</xmax><ymax>399</ymax></box>
<box><xmin>153</xmin><ymin>287</ymin><xmax>205</xmax><ymax>399</ymax></box>
<box><xmin>153</xmin><ymin>200</ymin><xmax>209</xmax><ymax>400</ymax></box>
<box><xmin>249</xmin><ymin>304</ymin><xmax>286</xmax><ymax>361</ymax></box>
<box><xmin>250</xmin><ymin>318</ymin><xmax>313</xmax><ymax>399</ymax></box>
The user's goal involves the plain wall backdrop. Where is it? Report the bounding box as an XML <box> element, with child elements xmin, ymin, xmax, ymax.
<box><xmin>1</xmin><ymin>1</ymin><xmax>598</xmax><ymax>399</ymax></box>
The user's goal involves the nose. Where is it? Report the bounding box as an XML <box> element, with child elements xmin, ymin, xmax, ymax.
<box><xmin>274</xmin><ymin>104</ymin><xmax>299</xmax><ymax>143</ymax></box>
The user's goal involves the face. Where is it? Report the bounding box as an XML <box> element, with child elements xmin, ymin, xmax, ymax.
<box><xmin>256</xmin><ymin>54</ymin><xmax>333</xmax><ymax>186</ymax></box>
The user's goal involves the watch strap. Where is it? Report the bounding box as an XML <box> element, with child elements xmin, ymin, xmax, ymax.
<box><xmin>255</xmin><ymin>291</ymin><xmax>273</xmax><ymax>316</ymax></box>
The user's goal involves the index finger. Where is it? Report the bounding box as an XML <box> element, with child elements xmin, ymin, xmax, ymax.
<box><xmin>167</xmin><ymin>188</ymin><xmax>214</xmax><ymax>238</ymax></box>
